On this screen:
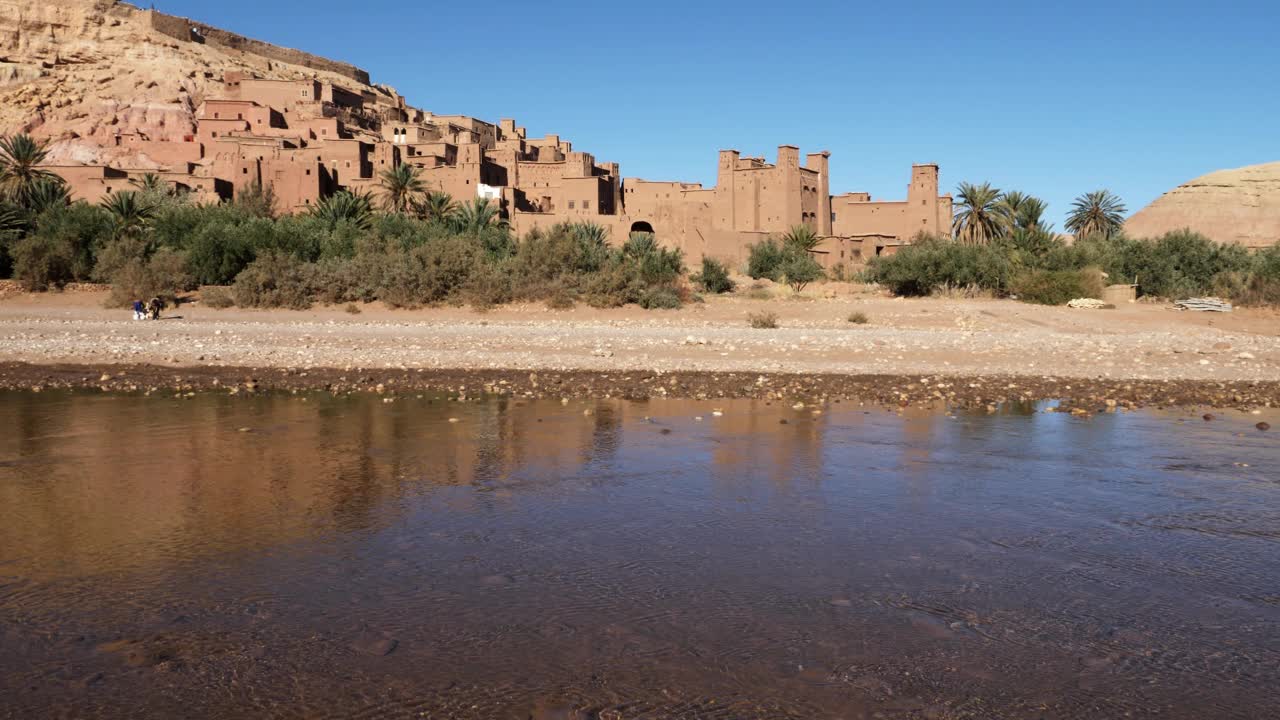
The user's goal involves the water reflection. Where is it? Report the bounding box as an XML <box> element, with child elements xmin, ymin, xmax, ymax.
<box><xmin>0</xmin><ymin>391</ymin><xmax>1278</xmax><ymax>719</ymax></box>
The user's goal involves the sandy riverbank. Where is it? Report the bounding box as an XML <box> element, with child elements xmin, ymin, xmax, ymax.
<box><xmin>1</xmin><ymin>285</ymin><xmax>1278</xmax><ymax>408</ymax></box>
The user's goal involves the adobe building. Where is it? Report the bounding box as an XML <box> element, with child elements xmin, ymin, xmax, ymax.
<box><xmin>41</xmin><ymin>68</ymin><xmax>951</xmax><ymax>265</ymax></box>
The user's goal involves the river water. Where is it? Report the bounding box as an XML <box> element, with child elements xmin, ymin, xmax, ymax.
<box><xmin>0</xmin><ymin>391</ymin><xmax>1277</xmax><ymax>719</ymax></box>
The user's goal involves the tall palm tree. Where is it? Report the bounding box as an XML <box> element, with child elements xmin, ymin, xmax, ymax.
<box><xmin>453</xmin><ymin>197</ymin><xmax>505</xmax><ymax>233</ymax></box>
<box><xmin>414</xmin><ymin>190</ymin><xmax>457</xmax><ymax>224</ymax></box>
<box><xmin>0</xmin><ymin>133</ymin><xmax>56</xmax><ymax>207</ymax></box>
<box><xmin>780</xmin><ymin>225</ymin><xmax>822</xmax><ymax>252</ymax></box>
<box><xmin>309</xmin><ymin>190</ymin><xmax>374</xmax><ymax>230</ymax></box>
<box><xmin>1000</xmin><ymin>191</ymin><xmax>1049</xmax><ymax>233</ymax></box>
<box><xmin>378</xmin><ymin>164</ymin><xmax>425</xmax><ymax>213</ymax></box>
<box><xmin>1065</xmin><ymin>190</ymin><xmax>1126</xmax><ymax>239</ymax></box>
<box><xmin>952</xmin><ymin>181</ymin><xmax>1011</xmax><ymax>245</ymax></box>
<box><xmin>100</xmin><ymin>191</ymin><xmax>155</xmax><ymax>238</ymax></box>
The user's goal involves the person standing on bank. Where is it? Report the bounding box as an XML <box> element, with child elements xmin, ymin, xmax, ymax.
<box><xmin>132</xmin><ymin>299</ymin><xmax>145</xmax><ymax>321</ymax></box>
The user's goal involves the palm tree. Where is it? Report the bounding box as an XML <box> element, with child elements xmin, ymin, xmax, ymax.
<box><xmin>414</xmin><ymin>190</ymin><xmax>457</xmax><ymax>224</ymax></box>
<box><xmin>0</xmin><ymin>133</ymin><xmax>56</xmax><ymax>207</ymax></box>
<box><xmin>309</xmin><ymin>190</ymin><xmax>374</xmax><ymax>230</ymax></box>
<box><xmin>378</xmin><ymin>164</ymin><xmax>426</xmax><ymax>213</ymax></box>
<box><xmin>567</xmin><ymin>221</ymin><xmax>610</xmax><ymax>249</ymax></box>
<box><xmin>780</xmin><ymin>225</ymin><xmax>822</xmax><ymax>252</ymax></box>
<box><xmin>24</xmin><ymin>177</ymin><xmax>71</xmax><ymax>215</ymax></box>
<box><xmin>1065</xmin><ymin>190</ymin><xmax>1126</xmax><ymax>239</ymax></box>
<box><xmin>999</xmin><ymin>191</ymin><xmax>1049</xmax><ymax>233</ymax></box>
<box><xmin>0</xmin><ymin>202</ymin><xmax>24</xmax><ymax>238</ymax></box>
<box><xmin>623</xmin><ymin>231</ymin><xmax>660</xmax><ymax>257</ymax></box>
<box><xmin>453</xmin><ymin>197</ymin><xmax>505</xmax><ymax>233</ymax></box>
<box><xmin>129</xmin><ymin>172</ymin><xmax>171</xmax><ymax>196</ymax></box>
<box><xmin>952</xmin><ymin>181</ymin><xmax>1011</xmax><ymax>245</ymax></box>
<box><xmin>101</xmin><ymin>191</ymin><xmax>156</xmax><ymax>237</ymax></box>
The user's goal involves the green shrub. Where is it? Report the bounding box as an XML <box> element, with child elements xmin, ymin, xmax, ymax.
<box><xmin>186</xmin><ymin>224</ymin><xmax>256</xmax><ymax>284</ymax></box>
<box><xmin>544</xmin><ymin>284</ymin><xmax>576</xmax><ymax>309</ymax></box>
<box><xmin>344</xmin><ymin>302</ymin><xmax>362</xmax><ymax>315</ymax></box>
<box><xmin>1010</xmin><ymin>267</ymin><xmax>1104</xmax><ymax>305</ymax></box>
<box><xmin>1225</xmin><ymin>246</ymin><xmax>1280</xmax><ymax>306</ymax></box>
<box><xmin>106</xmin><ymin>248</ymin><xmax>194</xmax><ymax>307</ymax></box>
<box><xmin>1142</xmin><ymin>230</ymin><xmax>1250</xmax><ymax>299</ymax></box>
<box><xmin>693</xmin><ymin>256</ymin><xmax>735</xmax><ymax>293</ymax></box>
<box><xmin>232</xmin><ymin>251</ymin><xmax>316</xmax><ymax>310</ymax></box>
<box><xmin>639</xmin><ymin>286</ymin><xmax>682</xmax><ymax>309</ymax></box>
<box><xmin>380</xmin><ymin>235</ymin><xmax>481</xmax><ymax>307</ymax></box>
<box><xmin>779</xmin><ymin>252</ymin><xmax>824</xmax><ymax>293</ymax></box>
<box><xmin>10</xmin><ymin>234</ymin><xmax>78</xmax><ymax>290</ymax></box>
<box><xmin>865</xmin><ymin>239</ymin><xmax>1013</xmax><ymax>296</ymax></box>
<box><xmin>848</xmin><ymin>311</ymin><xmax>869</xmax><ymax>324</ymax></box>
<box><xmin>462</xmin><ymin>261</ymin><xmax>514</xmax><ymax>310</ymax></box>
<box><xmin>15</xmin><ymin>202</ymin><xmax>114</xmax><ymax>287</ymax></box>
<box><xmin>508</xmin><ymin>223</ymin><xmax>610</xmax><ymax>296</ymax></box>
<box><xmin>622</xmin><ymin>232</ymin><xmax>683</xmax><ymax>286</ymax></box>
<box><xmin>748</xmin><ymin>311</ymin><xmax>778</xmax><ymax>329</ymax></box>
<box><xmin>747</xmin><ymin>239</ymin><xmax>786</xmax><ymax>281</ymax></box>
<box><xmin>1232</xmin><ymin>276</ymin><xmax>1280</xmax><ymax>307</ymax></box>
<box><xmin>581</xmin><ymin>264</ymin><xmax>642</xmax><ymax>308</ymax></box>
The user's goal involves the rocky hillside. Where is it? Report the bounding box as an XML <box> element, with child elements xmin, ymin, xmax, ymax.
<box><xmin>0</xmin><ymin>0</ymin><xmax>389</xmax><ymax>168</ymax></box>
<box><xmin>1126</xmin><ymin>161</ymin><xmax>1280</xmax><ymax>249</ymax></box>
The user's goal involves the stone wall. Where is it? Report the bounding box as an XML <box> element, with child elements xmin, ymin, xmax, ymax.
<box><xmin>145</xmin><ymin>10</ymin><xmax>370</xmax><ymax>85</ymax></box>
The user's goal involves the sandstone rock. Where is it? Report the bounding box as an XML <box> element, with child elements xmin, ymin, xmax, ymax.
<box><xmin>1125</xmin><ymin>161</ymin><xmax>1280</xmax><ymax>249</ymax></box>
<box><xmin>0</xmin><ymin>0</ymin><xmax>388</xmax><ymax>167</ymax></box>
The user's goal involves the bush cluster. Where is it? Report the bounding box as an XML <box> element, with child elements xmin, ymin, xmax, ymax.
<box><xmin>692</xmin><ymin>256</ymin><xmax>735</xmax><ymax>294</ymax></box>
<box><xmin>746</xmin><ymin>228</ymin><xmax>826</xmax><ymax>293</ymax></box>
<box><xmin>865</xmin><ymin>230</ymin><xmax>1280</xmax><ymax>306</ymax></box>
<box><xmin>0</xmin><ymin>190</ymin><xmax>692</xmax><ymax>310</ymax></box>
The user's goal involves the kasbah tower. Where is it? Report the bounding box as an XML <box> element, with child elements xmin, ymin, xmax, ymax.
<box><xmin>36</xmin><ymin>5</ymin><xmax>952</xmax><ymax>269</ymax></box>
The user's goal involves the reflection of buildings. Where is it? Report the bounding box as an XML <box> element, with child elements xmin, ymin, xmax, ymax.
<box><xmin>0</xmin><ymin>394</ymin><xmax>640</xmax><ymax>580</ymax></box>
<box><xmin>1</xmin><ymin>394</ymin><xmax>1023</xmax><ymax>582</ymax></box>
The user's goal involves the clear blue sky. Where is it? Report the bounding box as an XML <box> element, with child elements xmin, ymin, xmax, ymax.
<box><xmin>151</xmin><ymin>0</ymin><xmax>1279</xmax><ymax>229</ymax></box>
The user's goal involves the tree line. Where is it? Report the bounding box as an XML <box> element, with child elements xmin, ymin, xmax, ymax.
<box><xmin>3</xmin><ymin>132</ymin><xmax>1277</xmax><ymax>308</ymax></box>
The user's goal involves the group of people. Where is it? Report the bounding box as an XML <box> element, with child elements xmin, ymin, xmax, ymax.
<box><xmin>132</xmin><ymin>297</ymin><xmax>165</xmax><ymax>321</ymax></box>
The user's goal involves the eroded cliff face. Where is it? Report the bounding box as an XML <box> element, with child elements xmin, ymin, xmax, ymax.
<box><xmin>0</xmin><ymin>0</ymin><xmax>380</xmax><ymax>168</ymax></box>
<box><xmin>1125</xmin><ymin>162</ymin><xmax>1280</xmax><ymax>249</ymax></box>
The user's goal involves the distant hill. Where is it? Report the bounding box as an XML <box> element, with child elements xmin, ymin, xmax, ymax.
<box><xmin>0</xmin><ymin>0</ymin><xmax>390</xmax><ymax>167</ymax></box>
<box><xmin>1125</xmin><ymin>161</ymin><xmax>1280</xmax><ymax>249</ymax></box>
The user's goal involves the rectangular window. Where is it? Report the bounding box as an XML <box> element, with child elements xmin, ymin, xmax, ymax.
<box><xmin>583</xmin><ymin>200</ymin><xmax>590</xmax><ymax>210</ymax></box>
<box><xmin>568</xmin><ymin>200</ymin><xmax>575</xmax><ymax>209</ymax></box>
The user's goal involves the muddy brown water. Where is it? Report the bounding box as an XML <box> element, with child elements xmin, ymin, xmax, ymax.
<box><xmin>1</xmin><ymin>392</ymin><xmax>1277</xmax><ymax>719</ymax></box>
